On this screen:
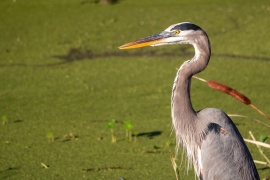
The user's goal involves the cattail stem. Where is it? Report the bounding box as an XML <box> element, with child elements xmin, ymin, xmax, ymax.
<box><xmin>253</xmin><ymin>160</ymin><xmax>267</xmax><ymax>165</ymax></box>
<box><xmin>228</xmin><ymin>114</ymin><xmax>270</xmax><ymax>128</ymax></box>
<box><xmin>249</xmin><ymin>104</ymin><xmax>270</xmax><ymax>120</ymax></box>
<box><xmin>248</xmin><ymin>131</ymin><xmax>270</xmax><ymax>166</ymax></box>
<box><xmin>192</xmin><ymin>75</ymin><xmax>207</xmax><ymax>82</ymax></box>
<box><xmin>170</xmin><ymin>153</ymin><xmax>179</xmax><ymax>180</ymax></box>
<box><xmin>244</xmin><ymin>138</ymin><xmax>270</xmax><ymax>149</ymax></box>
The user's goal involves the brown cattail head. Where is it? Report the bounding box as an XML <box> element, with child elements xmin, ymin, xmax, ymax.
<box><xmin>207</xmin><ymin>80</ymin><xmax>251</xmax><ymax>105</ymax></box>
<box><xmin>207</xmin><ymin>80</ymin><xmax>232</xmax><ymax>95</ymax></box>
<box><xmin>192</xmin><ymin>76</ymin><xmax>270</xmax><ymax>120</ymax></box>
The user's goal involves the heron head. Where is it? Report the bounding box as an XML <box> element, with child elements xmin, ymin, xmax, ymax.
<box><xmin>119</xmin><ymin>22</ymin><xmax>204</xmax><ymax>49</ymax></box>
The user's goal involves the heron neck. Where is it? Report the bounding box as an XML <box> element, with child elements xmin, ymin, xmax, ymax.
<box><xmin>172</xmin><ymin>34</ymin><xmax>211</xmax><ymax>121</ymax></box>
<box><xmin>172</xmin><ymin>73</ymin><xmax>195</xmax><ymax>119</ymax></box>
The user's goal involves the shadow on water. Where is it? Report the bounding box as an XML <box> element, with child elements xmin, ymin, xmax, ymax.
<box><xmin>135</xmin><ymin>131</ymin><xmax>162</xmax><ymax>139</ymax></box>
<box><xmin>1</xmin><ymin>47</ymin><xmax>270</xmax><ymax>67</ymax></box>
<box><xmin>81</xmin><ymin>0</ymin><xmax>120</xmax><ymax>5</ymax></box>
<box><xmin>53</xmin><ymin>47</ymin><xmax>270</xmax><ymax>62</ymax></box>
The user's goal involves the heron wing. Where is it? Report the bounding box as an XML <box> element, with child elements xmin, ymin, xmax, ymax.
<box><xmin>198</xmin><ymin>108</ymin><xmax>259</xmax><ymax>180</ymax></box>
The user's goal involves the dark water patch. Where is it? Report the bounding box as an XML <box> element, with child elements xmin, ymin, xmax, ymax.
<box><xmin>81</xmin><ymin>0</ymin><xmax>120</xmax><ymax>5</ymax></box>
<box><xmin>53</xmin><ymin>48</ymin><xmax>270</xmax><ymax>62</ymax></box>
<box><xmin>14</xmin><ymin>119</ymin><xmax>23</xmax><ymax>123</ymax></box>
<box><xmin>53</xmin><ymin>47</ymin><xmax>191</xmax><ymax>62</ymax></box>
<box><xmin>136</xmin><ymin>131</ymin><xmax>162</xmax><ymax>139</ymax></box>
<box><xmin>82</xmin><ymin>166</ymin><xmax>132</xmax><ymax>172</ymax></box>
<box><xmin>0</xmin><ymin>167</ymin><xmax>20</xmax><ymax>179</ymax></box>
<box><xmin>217</xmin><ymin>53</ymin><xmax>270</xmax><ymax>61</ymax></box>
<box><xmin>1</xmin><ymin>48</ymin><xmax>270</xmax><ymax>67</ymax></box>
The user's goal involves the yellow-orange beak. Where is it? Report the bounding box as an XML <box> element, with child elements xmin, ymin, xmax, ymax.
<box><xmin>119</xmin><ymin>33</ymin><xmax>166</xmax><ymax>50</ymax></box>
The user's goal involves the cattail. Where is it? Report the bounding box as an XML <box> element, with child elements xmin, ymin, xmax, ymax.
<box><xmin>193</xmin><ymin>76</ymin><xmax>270</xmax><ymax>120</ymax></box>
<box><xmin>207</xmin><ymin>80</ymin><xmax>251</xmax><ymax>105</ymax></box>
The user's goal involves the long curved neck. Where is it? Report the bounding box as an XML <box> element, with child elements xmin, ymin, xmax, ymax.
<box><xmin>172</xmin><ymin>33</ymin><xmax>211</xmax><ymax>121</ymax></box>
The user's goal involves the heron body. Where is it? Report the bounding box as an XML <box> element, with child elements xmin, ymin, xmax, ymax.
<box><xmin>119</xmin><ymin>22</ymin><xmax>260</xmax><ymax>180</ymax></box>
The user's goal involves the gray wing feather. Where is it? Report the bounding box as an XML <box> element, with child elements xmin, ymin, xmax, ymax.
<box><xmin>198</xmin><ymin>108</ymin><xmax>259</xmax><ymax>180</ymax></box>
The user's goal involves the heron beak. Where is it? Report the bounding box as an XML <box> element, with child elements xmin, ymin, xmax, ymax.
<box><xmin>119</xmin><ymin>33</ymin><xmax>166</xmax><ymax>49</ymax></box>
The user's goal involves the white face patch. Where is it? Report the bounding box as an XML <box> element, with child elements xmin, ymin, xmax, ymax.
<box><xmin>149</xmin><ymin>36</ymin><xmax>186</xmax><ymax>47</ymax></box>
<box><xmin>164</xmin><ymin>36</ymin><xmax>186</xmax><ymax>43</ymax></box>
<box><xmin>163</xmin><ymin>22</ymin><xmax>196</xmax><ymax>40</ymax></box>
<box><xmin>149</xmin><ymin>22</ymin><xmax>200</xmax><ymax>47</ymax></box>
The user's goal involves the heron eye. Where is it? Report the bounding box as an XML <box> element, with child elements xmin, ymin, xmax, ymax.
<box><xmin>174</xmin><ymin>30</ymin><xmax>180</xmax><ymax>35</ymax></box>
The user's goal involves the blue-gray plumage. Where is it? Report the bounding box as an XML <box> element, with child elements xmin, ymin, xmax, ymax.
<box><xmin>197</xmin><ymin>108</ymin><xmax>259</xmax><ymax>179</ymax></box>
<box><xmin>119</xmin><ymin>22</ymin><xmax>260</xmax><ymax>180</ymax></box>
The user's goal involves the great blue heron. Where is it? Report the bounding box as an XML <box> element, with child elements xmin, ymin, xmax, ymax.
<box><xmin>119</xmin><ymin>22</ymin><xmax>260</xmax><ymax>179</ymax></box>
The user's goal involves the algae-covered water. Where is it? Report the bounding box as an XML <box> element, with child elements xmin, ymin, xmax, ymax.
<box><xmin>0</xmin><ymin>0</ymin><xmax>270</xmax><ymax>179</ymax></box>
